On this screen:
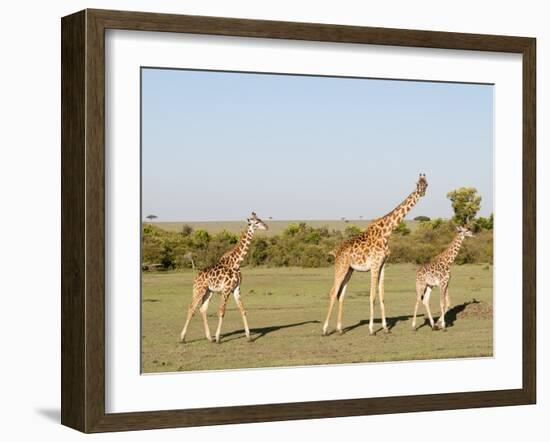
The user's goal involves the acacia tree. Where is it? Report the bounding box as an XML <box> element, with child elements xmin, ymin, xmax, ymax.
<box><xmin>446</xmin><ymin>187</ymin><xmax>481</xmax><ymax>226</ymax></box>
<box><xmin>145</xmin><ymin>214</ymin><xmax>158</xmax><ymax>223</ymax></box>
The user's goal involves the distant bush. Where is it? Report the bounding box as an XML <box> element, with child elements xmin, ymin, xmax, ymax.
<box><xmin>141</xmin><ymin>218</ymin><xmax>493</xmax><ymax>271</ymax></box>
<box><xmin>473</xmin><ymin>214</ymin><xmax>493</xmax><ymax>232</ymax></box>
<box><xmin>344</xmin><ymin>225</ymin><xmax>362</xmax><ymax>238</ymax></box>
<box><xmin>181</xmin><ymin>224</ymin><xmax>193</xmax><ymax>236</ymax></box>
<box><xmin>394</xmin><ymin>221</ymin><xmax>411</xmax><ymax>236</ymax></box>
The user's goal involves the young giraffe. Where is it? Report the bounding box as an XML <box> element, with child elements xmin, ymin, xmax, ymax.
<box><xmin>412</xmin><ymin>225</ymin><xmax>473</xmax><ymax>331</ymax></box>
<box><xmin>179</xmin><ymin>212</ymin><xmax>268</xmax><ymax>344</ymax></box>
<box><xmin>323</xmin><ymin>174</ymin><xmax>428</xmax><ymax>336</ymax></box>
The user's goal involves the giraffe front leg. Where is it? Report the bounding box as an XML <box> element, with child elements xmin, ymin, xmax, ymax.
<box><xmin>368</xmin><ymin>267</ymin><xmax>379</xmax><ymax>336</ymax></box>
<box><xmin>444</xmin><ymin>289</ymin><xmax>451</xmax><ymax>314</ymax></box>
<box><xmin>180</xmin><ymin>293</ymin><xmax>202</xmax><ymax>343</ymax></box>
<box><xmin>233</xmin><ymin>286</ymin><xmax>251</xmax><ymax>341</ymax></box>
<box><xmin>214</xmin><ymin>290</ymin><xmax>231</xmax><ymax>343</ymax></box>
<box><xmin>378</xmin><ymin>262</ymin><xmax>389</xmax><ymax>333</ymax></box>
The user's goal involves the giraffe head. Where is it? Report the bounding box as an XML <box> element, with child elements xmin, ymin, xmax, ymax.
<box><xmin>247</xmin><ymin>212</ymin><xmax>268</xmax><ymax>231</ymax></box>
<box><xmin>416</xmin><ymin>173</ymin><xmax>428</xmax><ymax>196</ymax></box>
<box><xmin>457</xmin><ymin>225</ymin><xmax>474</xmax><ymax>237</ymax></box>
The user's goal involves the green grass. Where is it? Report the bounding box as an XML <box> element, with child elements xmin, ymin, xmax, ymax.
<box><xmin>154</xmin><ymin>219</ymin><xmax>420</xmax><ymax>236</ymax></box>
<box><xmin>142</xmin><ymin>264</ymin><xmax>493</xmax><ymax>373</ymax></box>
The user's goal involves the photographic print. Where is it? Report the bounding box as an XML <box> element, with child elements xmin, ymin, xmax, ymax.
<box><xmin>140</xmin><ymin>68</ymin><xmax>494</xmax><ymax>373</ymax></box>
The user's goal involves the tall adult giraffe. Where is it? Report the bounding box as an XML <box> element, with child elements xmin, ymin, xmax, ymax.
<box><xmin>322</xmin><ymin>174</ymin><xmax>428</xmax><ymax>336</ymax></box>
<box><xmin>179</xmin><ymin>212</ymin><xmax>268</xmax><ymax>344</ymax></box>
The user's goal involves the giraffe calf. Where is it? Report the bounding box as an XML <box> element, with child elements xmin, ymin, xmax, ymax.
<box><xmin>412</xmin><ymin>226</ymin><xmax>473</xmax><ymax>331</ymax></box>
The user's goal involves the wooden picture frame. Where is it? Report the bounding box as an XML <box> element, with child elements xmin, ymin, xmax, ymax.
<box><xmin>61</xmin><ymin>8</ymin><xmax>536</xmax><ymax>433</ymax></box>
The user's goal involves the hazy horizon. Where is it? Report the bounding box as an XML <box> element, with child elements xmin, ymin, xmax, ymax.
<box><xmin>142</xmin><ymin>68</ymin><xmax>494</xmax><ymax>222</ymax></box>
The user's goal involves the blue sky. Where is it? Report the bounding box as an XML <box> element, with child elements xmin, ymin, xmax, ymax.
<box><xmin>141</xmin><ymin>68</ymin><xmax>493</xmax><ymax>221</ymax></box>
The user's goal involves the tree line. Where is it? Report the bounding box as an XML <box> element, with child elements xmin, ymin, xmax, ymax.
<box><xmin>142</xmin><ymin>218</ymin><xmax>492</xmax><ymax>270</ymax></box>
<box><xmin>142</xmin><ymin>187</ymin><xmax>492</xmax><ymax>270</ymax></box>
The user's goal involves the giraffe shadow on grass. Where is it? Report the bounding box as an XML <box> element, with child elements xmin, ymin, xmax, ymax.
<box><xmin>221</xmin><ymin>320</ymin><xmax>320</xmax><ymax>343</ymax></box>
<box><xmin>340</xmin><ymin>314</ymin><xmax>415</xmax><ymax>335</ymax></box>
<box><xmin>415</xmin><ymin>299</ymin><xmax>481</xmax><ymax>330</ymax></box>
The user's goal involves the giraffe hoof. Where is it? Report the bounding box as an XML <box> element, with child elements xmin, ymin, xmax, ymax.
<box><xmin>368</xmin><ymin>331</ymin><xmax>375</xmax><ymax>337</ymax></box>
<box><xmin>337</xmin><ymin>329</ymin><xmax>343</xmax><ymax>335</ymax></box>
<box><xmin>383</xmin><ymin>328</ymin><xmax>391</xmax><ymax>334</ymax></box>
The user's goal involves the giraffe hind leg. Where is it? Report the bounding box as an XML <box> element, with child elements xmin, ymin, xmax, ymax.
<box><xmin>368</xmin><ymin>262</ymin><xmax>384</xmax><ymax>336</ymax></box>
<box><xmin>199</xmin><ymin>290</ymin><xmax>213</xmax><ymax>342</ymax></box>
<box><xmin>214</xmin><ymin>289</ymin><xmax>232</xmax><ymax>343</ymax></box>
<box><xmin>336</xmin><ymin>268</ymin><xmax>353</xmax><ymax>334</ymax></box>
<box><xmin>412</xmin><ymin>280</ymin><xmax>427</xmax><ymax>330</ymax></box>
<box><xmin>322</xmin><ymin>263</ymin><xmax>350</xmax><ymax>336</ymax></box>
<box><xmin>180</xmin><ymin>283</ymin><xmax>208</xmax><ymax>342</ymax></box>
<box><xmin>422</xmin><ymin>286</ymin><xmax>435</xmax><ymax>329</ymax></box>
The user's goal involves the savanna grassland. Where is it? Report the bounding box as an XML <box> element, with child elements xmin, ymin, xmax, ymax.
<box><xmin>142</xmin><ymin>263</ymin><xmax>493</xmax><ymax>373</ymax></box>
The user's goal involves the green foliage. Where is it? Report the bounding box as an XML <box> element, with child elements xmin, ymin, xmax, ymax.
<box><xmin>191</xmin><ymin>229</ymin><xmax>211</xmax><ymax>249</ymax></box>
<box><xmin>160</xmin><ymin>244</ymin><xmax>176</xmax><ymax>269</ymax></box>
<box><xmin>394</xmin><ymin>221</ymin><xmax>411</xmax><ymax>236</ymax></box>
<box><xmin>473</xmin><ymin>213</ymin><xmax>494</xmax><ymax>232</ymax></box>
<box><xmin>283</xmin><ymin>222</ymin><xmax>304</xmax><ymax>237</ymax></box>
<box><xmin>344</xmin><ymin>225</ymin><xmax>362</xmax><ymax>238</ymax></box>
<box><xmin>424</xmin><ymin>217</ymin><xmax>446</xmax><ymax>230</ymax></box>
<box><xmin>181</xmin><ymin>224</ymin><xmax>193</xmax><ymax>236</ymax></box>
<box><xmin>413</xmin><ymin>215</ymin><xmax>431</xmax><ymax>222</ymax></box>
<box><xmin>446</xmin><ymin>187</ymin><xmax>482</xmax><ymax>226</ymax></box>
<box><xmin>142</xmin><ymin>218</ymin><xmax>493</xmax><ymax>271</ymax></box>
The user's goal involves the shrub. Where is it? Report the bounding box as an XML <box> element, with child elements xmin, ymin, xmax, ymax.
<box><xmin>394</xmin><ymin>221</ymin><xmax>411</xmax><ymax>236</ymax></box>
<box><xmin>141</xmin><ymin>219</ymin><xmax>493</xmax><ymax>271</ymax></box>
<box><xmin>181</xmin><ymin>224</ymin><xmax>193</xmax><ymax>236</ymax></box>
<box><xmin>344</xmin><ymin>225</ymin><xmax>362</xmax><ymax>238</ymax></box>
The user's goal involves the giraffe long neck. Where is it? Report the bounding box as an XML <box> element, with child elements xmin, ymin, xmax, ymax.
<box><xmin>438</xmin><ymin>233</ymin><xmax>466</xmax><ymax>265</ymax></box>
<box><xmin>377</xmin><ymin>190</ymin><xmax>422</xmax><ymax>237</ymax></box>
<box><xmin>221</xmin><ymin>225</ymin><xmax>255</xmax><ymax>269</ymax></box>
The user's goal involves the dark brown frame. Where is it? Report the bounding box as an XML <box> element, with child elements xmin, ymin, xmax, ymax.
<box><xmin>61</xmin><ymin>8</ymin><xmax>536</xmax><ymax>433</ymax></box>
